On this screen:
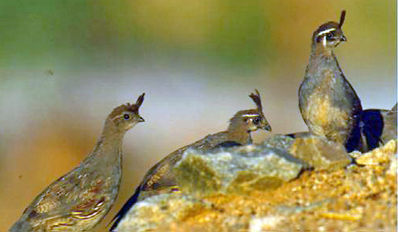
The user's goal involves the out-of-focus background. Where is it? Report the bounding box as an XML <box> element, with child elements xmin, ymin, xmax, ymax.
<box><xmin>0</xmin><ymin>1</ymin><xmax>396</xmax><ymax>231</ymax></box>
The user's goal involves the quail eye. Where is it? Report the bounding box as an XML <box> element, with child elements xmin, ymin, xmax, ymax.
<box><xmin>326</xmin><ymin>33</ymin><xmax>333</xmax><ymax>40</ymax></box>
<box><xmin>123</xmin><ymin>114</ymin><xmax>130</xmax><ymax>120</ymax></box>
<box><xmin>253</xmin><ymin>117</ymin><xmax>261</xmax><ymax>125</ymax></box>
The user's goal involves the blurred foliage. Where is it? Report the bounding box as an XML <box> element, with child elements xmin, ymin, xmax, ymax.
<box><xmin>0</xmin><ymin>0</ymin><xmax>395</xmax><ymax>70</ymax></box>
<box><xmin>0</xmin><ymin>0</ymin><xmax>272</xmax><ymax>69</ymax></box>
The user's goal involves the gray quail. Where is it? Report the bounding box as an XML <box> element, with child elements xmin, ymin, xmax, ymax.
<box><xmin>109</xmin><ymin>90</ymin><xmax>272</xmax><ymax>231</ymax></box>
<box><xmin>10</xmin><ymin>93</ymin><xmax>145</xmax><ymax>232</ymax></box>
<box><xmin>298</xmin><ymin>10</ymin><xmax>363</xmax><ymax>152</ymax></box>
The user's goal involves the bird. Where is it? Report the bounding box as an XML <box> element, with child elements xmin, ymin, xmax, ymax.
<box><xmin>9</xmin><ymin>93</ymin><xmax>146</xmax><ymax>232</ymax></box>
<box><xmin>298</xmin><ymin>10</ymin><xmax>363</xmax><ymax>152</ymax></box>
<box><xmin>359</xmin><ymin>103</ymin><xmax>397</xmax><ymax>151</ymax></box>
<box><xmin>109</xmin><ymin>90</ymin><xmax>272</xmax><ymax>231</ymax></box>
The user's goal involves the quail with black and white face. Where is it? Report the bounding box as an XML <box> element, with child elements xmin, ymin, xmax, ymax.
<box><xmin>298</xmin><ymin>11</ymin><xmax>363</xmax><ymax>152</ymax></box>
<box><xmin>109</xmin><ymin>90</ymin><xmax>272</xmax><ymax>231</ymax></box>
<box><xmin>314</xmin><ymin>19</ymin><xmax>347</xmax><ymax>49</ymax></box>
<box><xmin>10</xmin><ymin>93</ymin><xmax>146</xmax><ymax>232</ymax></box>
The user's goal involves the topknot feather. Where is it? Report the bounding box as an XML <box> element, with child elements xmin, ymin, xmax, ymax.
<box><xmin>109</xmin><ymin>93</ymin><xmax>145</xmax><ymax>119</ymax></box>
<box><xmin>249</xmin><ymin>89</ymin><xmax>262</xmax><ymax>110</ymax></box>
<box><xmin>339</xmin><ymin>10</ymin><xmax>346</xmax><ymax>28</ymax></box>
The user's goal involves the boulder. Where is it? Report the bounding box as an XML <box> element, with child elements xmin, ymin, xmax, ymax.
<box><xmin>173</xmin><ymin>145</ymin><xmax>306</xmax><ymax>197</ymax></box>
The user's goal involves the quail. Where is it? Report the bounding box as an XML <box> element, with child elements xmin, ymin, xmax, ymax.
<box><xmin>360</xmin><ymin>103</ymin><xmax>397</xmax><ymax>151</ymax></box>
<box><xmin>10</xmin><ymin>93</ymin><xmax>146</xmax><ymax>232</ymax></box>
<box><xmin>109</xmin><ymin>90</ymin><xmax>272</xmax><ymax>231</ymax></box>
<box><xmin>298</xmin><ymin>10</ymin><xmax>363</xmax><ymax>152</ymax></box>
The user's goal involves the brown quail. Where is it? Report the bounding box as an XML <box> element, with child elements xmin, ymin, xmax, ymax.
<box><xmin>109</xmin><ymin>90</ymin><xmax>272</xmax><ymax>231</ymax></box>
<box><xmin>10</xmin><ymin>93</ymin><xmax>145</xmax><ymax>232</ymax></box>
<box><xmin>298</xmin><ymin>11</ymin><xmax>363</xmax><ymax>152</ymax></box>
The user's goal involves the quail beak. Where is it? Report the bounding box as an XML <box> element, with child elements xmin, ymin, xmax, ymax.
<box><xmin>264</xmin><ymin>124</ymin><xmax>272</xmax><ymax>132</ymax></box>
<box><xmin>138</xmin><ymin>116</ymin><xmax>145</xmax><ymax>122</ymax></box>
<box><xmin>340</xmin><ymin>35</ymin><xmax>347</xmax><ymax>42</ymax></box>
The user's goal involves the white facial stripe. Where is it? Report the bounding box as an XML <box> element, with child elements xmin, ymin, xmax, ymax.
<box><xmin>111</xmin><ymin>112</ymin><xmax>129</xmax><ymax>121</ymax></box>
<box><xmin>242</xmin><ymin>114</ymin><xmax>259</xmax><ymax>118</ymax></box>
<box><xmin>322</xmin><ymin>36</ymin><xmax>327</xmax><ymax>47</ymax></box>
<box><xmin>111</xmin><ymin>115</ymin><xmax>122</xmax><ymax>121</ymax></box>
<box><xmin>317</xmin><ymin>28</ymin><xmax>336</xmax><ymax>36</ymax></box>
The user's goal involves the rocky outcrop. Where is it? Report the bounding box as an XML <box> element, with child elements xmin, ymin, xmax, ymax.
<box><xmin>114</xmin><ymin>194</ymin><xmax>209</xmax><ymax>232</ymax></box>
<box><xmin>115</xmin><ymin>139</ymin><xmax>397</xmax><ymax>231</ymax></box>
<box><xmin>289</xmin><ymin>135</ymin><xmax>352</xmax><ymax>171</ymax></box>
<box><xmin>263</xmin><ymin>134</ymin><xmax>352</xmax><ymax>171</ymax></box>
<box><xmin>173</xmin><ymin>145</ymin><xmax>306</xmax><ymax>197</ymax></box>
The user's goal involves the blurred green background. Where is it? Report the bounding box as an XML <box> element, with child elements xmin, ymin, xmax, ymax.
<box><xmin>0</xmin><ymin>0</ymin><xmax>396</xmax><ymax>230</ymax></box>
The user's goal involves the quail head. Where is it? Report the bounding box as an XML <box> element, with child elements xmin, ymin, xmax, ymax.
<box><xmin>298</xmin><ymin>10</ymin><xmax>363</xmax><ymax>152</ymax></box>
<box><xmin>10</xmin><ymin>93</ymin><xmax>145</xmax><ymax>232</ymax></box>
<box><xmin>226</xmin><ymin>89</ymin><xmax>272</xmax><ymax>142</ymax></box>
<box><xmin>109</xmin><ymin>90</ymin><xmax>271</xmax><ymax>231</ymax></box>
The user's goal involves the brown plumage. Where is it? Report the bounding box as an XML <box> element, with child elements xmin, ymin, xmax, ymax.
<box><xmin>108</xmin><ymin>93</ymin><xmax>144</xmax><ymax>120</ymax></box>
<box><xmin>10</xmin><ymin>93</ymin><xmax>146</xmax><ymax>232</ymax></box>
<box><xmin>298</xmin><ymin>11</ymin><xmax>362</xmax><ymax>152</ymax></box>
<box><xmin>110</xmin><ymin>90</ymin><xmax>272</xmax><ymax>231</ymax></box>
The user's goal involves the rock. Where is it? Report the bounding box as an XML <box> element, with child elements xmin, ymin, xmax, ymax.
<box><xmin>348</xmin><ymin>151</ymin><xmax>361</xmax><ymax>159</ymax></box>
<box><xmin>173</xmin><ymin>145</ymin><xmax>306</xmax><ymax>197</ymax></box>
<box><xmin>173</xmin><ymin>142</ymin><xmax>396</xmax><ymax>231</ymax></box>
<box><xmin>386</xmin><ymin>153</ymin><xmax>397</xmax><ymax>177</ymax></box>
<box><xmin>249</xmin><ymin>215</ymin><xmax>285</xmax><ymax>232</ymax></box>
<box><xmin>356</xmin><ymin>139</ymin><xmax>397</xmax><ymax>166</ymax></box>
<box><xmin>114</xmin><ymin>194</ymin><xmax>208</xmax><ymax>231</ymax></box>
<box><xmin>289</xmin><ymin>135</ymin><xmax>351</xmax><ymax>171</ymax></box>
<box><xmin>261</xmin><ymin>134</ymin><xmax>295</xmax><ymax>151</ymax></box>
<box><xmin>263</xmin><ymin>135</ymin><xmax>352</xmax><ymax>171</ymax></box>
<box><xmin>117</xmin><ymin>142</ymin><xmax>397</xmax><ymax>232</ymax></box>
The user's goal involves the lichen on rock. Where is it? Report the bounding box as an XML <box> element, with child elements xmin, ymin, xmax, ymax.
<box><xmin>289</xmin><ymin>135</ymin><xmax>352</xmax><ymax>170</ymax></box>
<box><xmin>261</xmin><ymin>134</ymin><xmax>295</xmax><ymax>150</ymax></box>
<box><xmin>173</xmin><ymin>145</ymin><xmax>306</xmax><ymax>197</ymax></box>
<box><xmin>355</xmin><ymin>139</ymin><xmax>397</xmax><ymax>165</ymax></box>
<box><xmin>115</xmin><ymin>139</ymin><xmax>397</xmax><ymax>231</ymax></box>
<box><xmin>114</xmin><ymin>194</ymin><xmax>209</xmax><ymax>231</ymax></box>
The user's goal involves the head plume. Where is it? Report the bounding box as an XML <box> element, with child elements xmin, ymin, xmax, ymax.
<box><xmin>124</xmin><ymin>92</ymin><xmax>145</xmax><ymax>113</ymax></box>
<box><xmin>227</xmin><ymin>89</ymin><xmax>271</xmax><ymax>137</ymax></box>
<box><xmin>109</xmin><ymin>93</ymin><xmax>145</xmax><ymax>119</ymax></box>
<box><xmin>249</xmin><ymin>89</ymin><xmax>262</xmax><ymax>110</ymax></box>
<box><xmin>339</xmin><ymin>10</ymin><xmax>346</xmax><ymax>28</ymax></box>
<box><xmin>135</xmin><ymin>93</ymin><xmax>145</xmax><ymax>109</ymax></box>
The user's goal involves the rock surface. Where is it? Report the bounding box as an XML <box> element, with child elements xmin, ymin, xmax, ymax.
<box><xmin>356</xmin><ymin>139</ymin><xmax>397</xmax><ymax>165</ymax></box>
<box><xmin>173</xmin><ymin>145</ymin><xmax>306</xmax><ymax>197</ymax></box>
<box><xmin>261</xmin><ymin>134</ymin><xmax>295</xmax><ymax>151</ymax></box>
<box><xmin>115</xmin><ymin>194</ymin><xmax>208</xmax><ymax>232</ymax></box>
<box><xmin>289</xmin><ymin>135</ymin><xmax>352</xmax><ymax>170</ymax></box>
<box><xmin>116</xmin><ymin>140</ymin><xmax>397</xmax><ymax>231</ymax></box>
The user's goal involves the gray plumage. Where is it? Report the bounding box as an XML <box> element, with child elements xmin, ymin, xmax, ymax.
<box><xmin>298</xmin><ymin>11</ymin><xmax>362</xmax><ymax>152</ymax></box>
<box><xmin>10</xmin><ymin>93</ymin><xmax>145</xmax><ymax>232</ymax></box>
<box><xmin>110</xmin><ymin>90</ymin><xmax>272</xmax><ymax>231</ymax></box>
